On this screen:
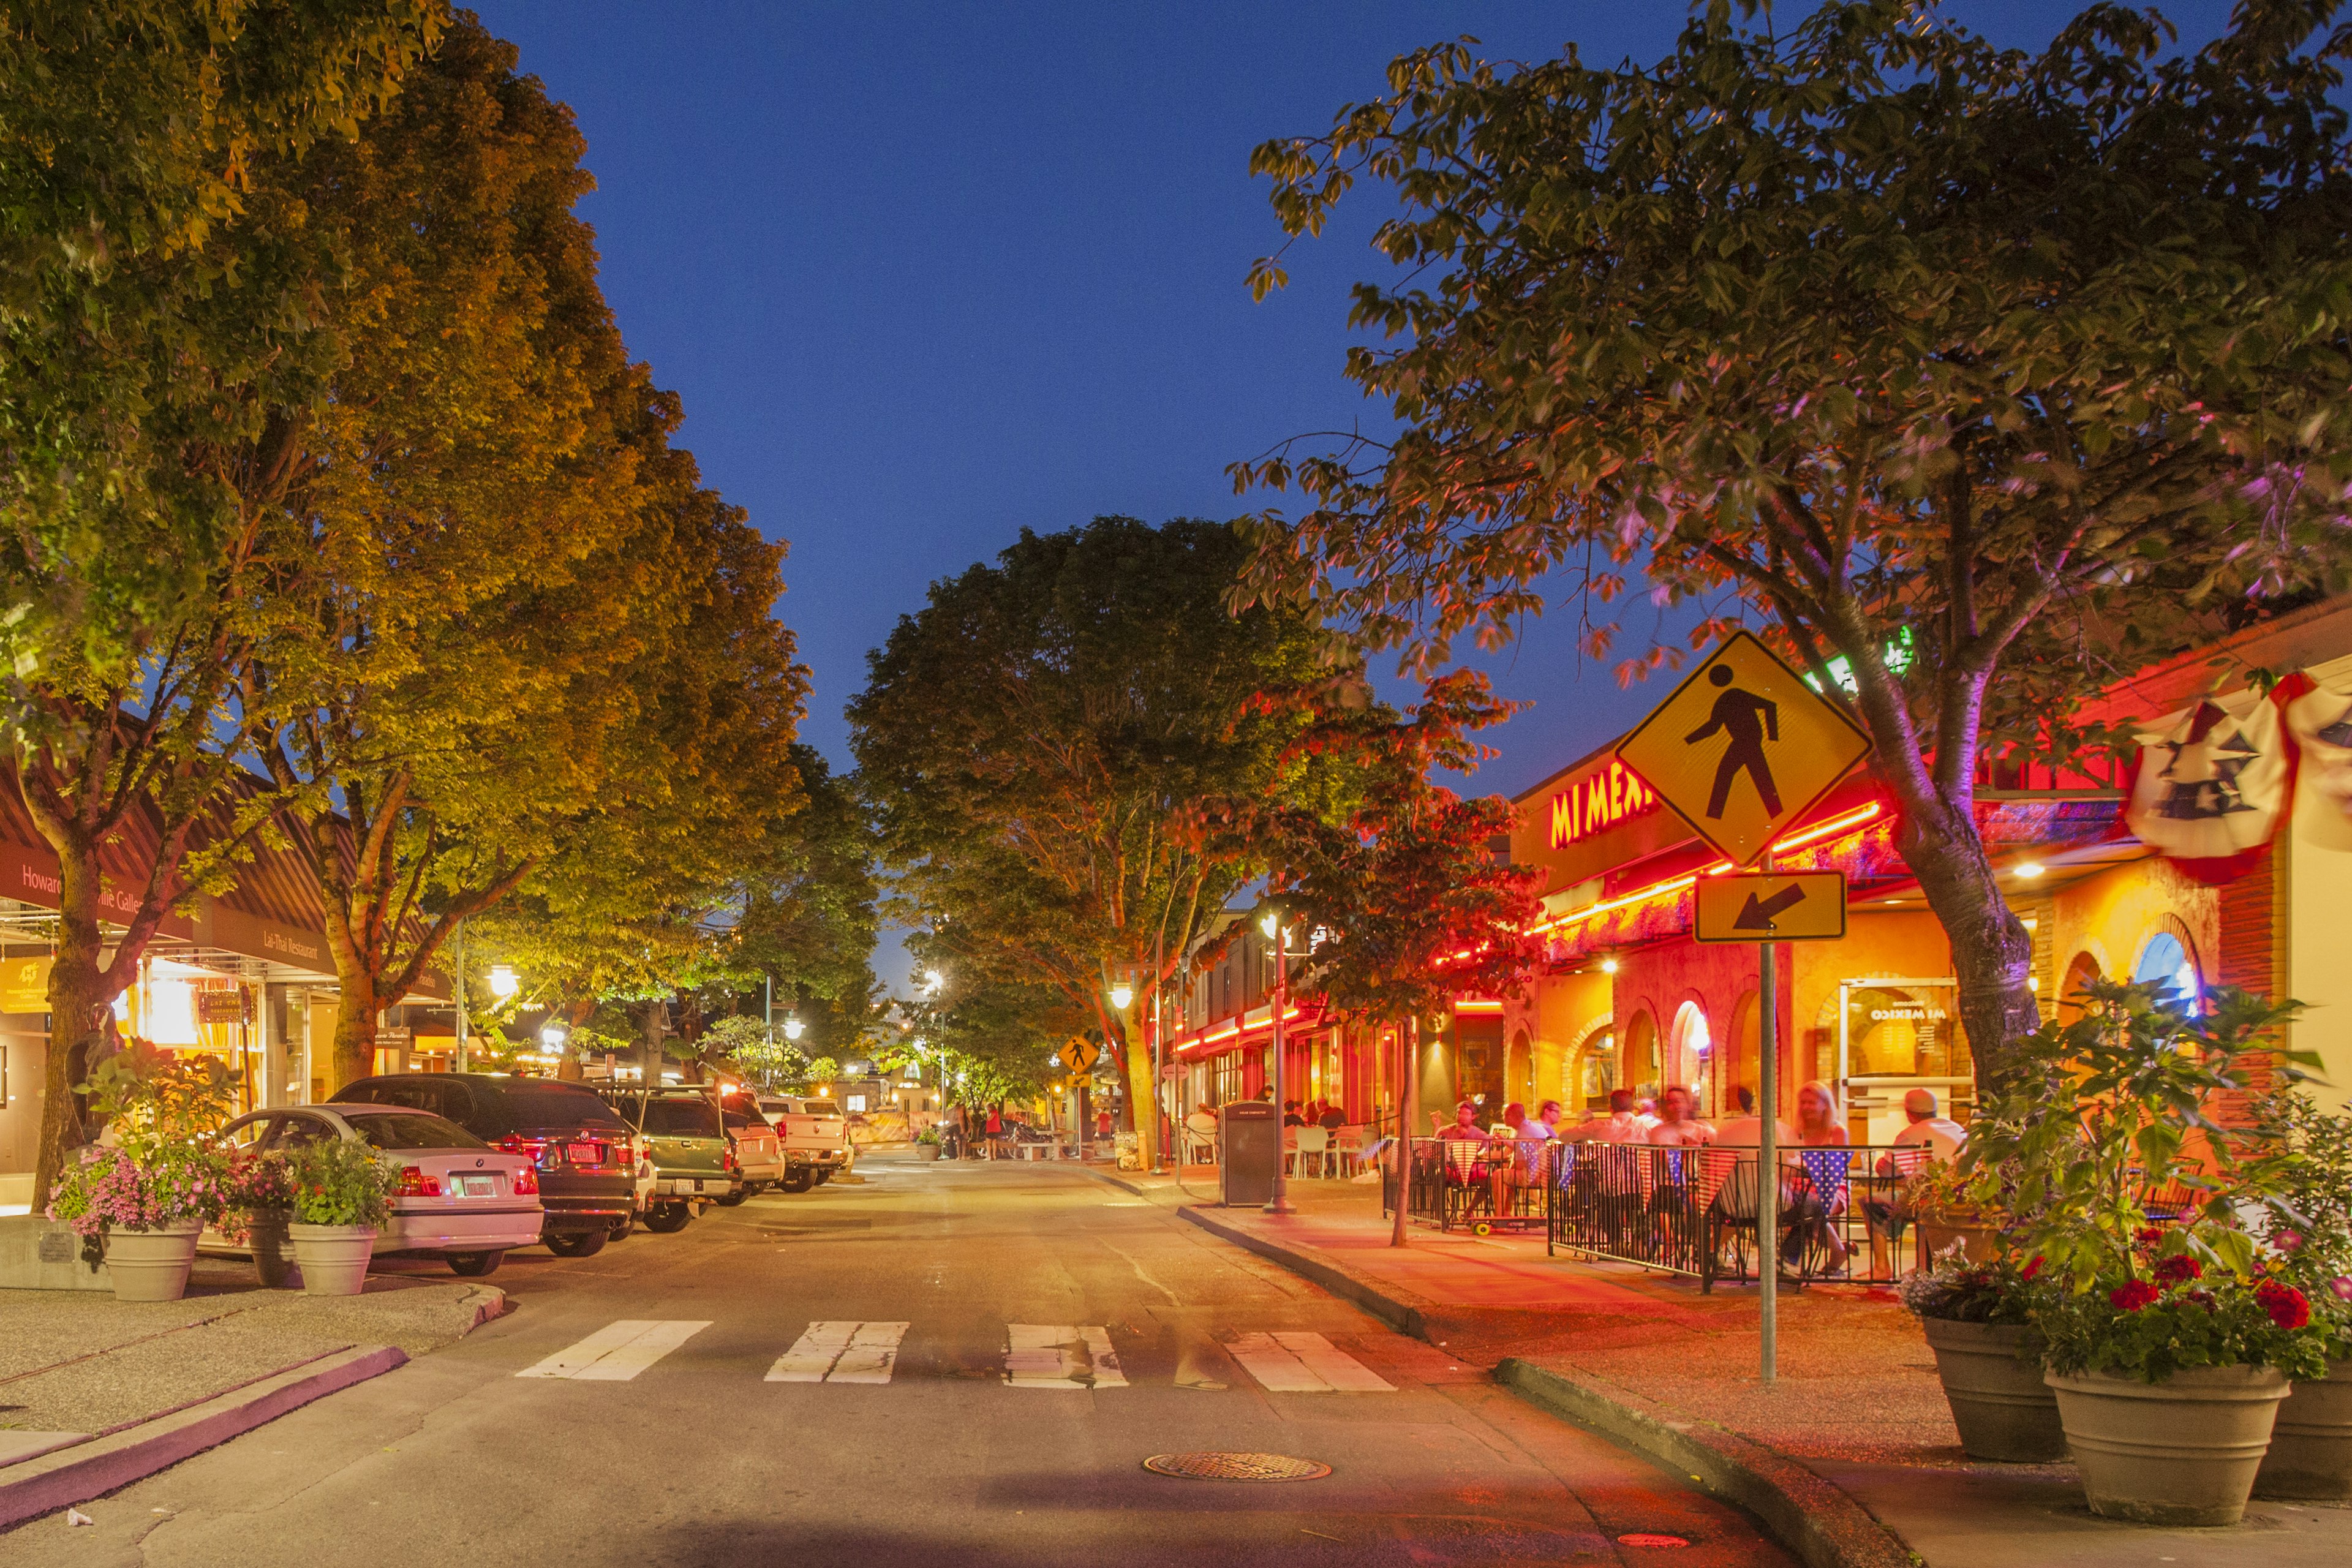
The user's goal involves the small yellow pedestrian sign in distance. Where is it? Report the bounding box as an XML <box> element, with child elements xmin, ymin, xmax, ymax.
<box><xmin>1615</xmin><ymin>631</ymin><xmax>1872</xmax><ymax>867</ymax></box>
<box><xmin>1058</xmin><ymin>1039</ymin><xmax>1101</xmax><ymax>1076</ymax></box>
<box><xmin>1694</xmin><ymin>871</ymin><xmax>1849</xmax><ymax>944</ymax></box>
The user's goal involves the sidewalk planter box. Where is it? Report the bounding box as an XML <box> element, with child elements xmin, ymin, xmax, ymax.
<box><xmin>103</xmin><ymin>1218</ymin><xmax>204</xmax><ymax>1302</ymax></box>
<box><xmin>289</xmin><ymin>1223</ymin><xmax>377</xmax><ymax>1296</ymax></box>
<box><xmin>2046</xmin><ymin>1364</ymin><xmax>2290</xmax><ymax>1525</ymax></box>
<box><xmin>915</xmin><ymin>1143</ymin><xmax>941</xmax><ymax>1161</ymax></box>
<box><xmin>2255</xmin><ymin>1355</ymin><xmax>2352</xmax><ymax>1502</ymax></box>
<box><xmin>1920</xmin><ymin>1317</ymin><xmax>2067</xmax><ymax>1463</ymax></box>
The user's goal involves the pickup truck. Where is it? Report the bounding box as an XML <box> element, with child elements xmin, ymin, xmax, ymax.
<box><xmin>755</xmin><ymin>1095</ymin><xmax>853</xmax><ymax>1191</ymax></box>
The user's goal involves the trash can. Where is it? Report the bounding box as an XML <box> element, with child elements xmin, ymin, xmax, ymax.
<box><xmin>1220</xmin><ymin>1101</ymin><xmax>1278</xmax><ymax>1207</ymax></box>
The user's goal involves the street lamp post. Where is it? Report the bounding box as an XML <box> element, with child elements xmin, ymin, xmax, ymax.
<box><xmin>1261</xmin><ymin>904</ymin><xmax>1293</xmax><ymax>1216</ymax></box>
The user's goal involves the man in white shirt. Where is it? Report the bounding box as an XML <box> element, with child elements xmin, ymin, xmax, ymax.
<box><xmin>1882</xmin><ymin>1087</ymin><xmax>1967</xmax><ymax>1169</ymax></box>
<box><xmin>1645</xmin><ymin>1085</ymin><xmax>1716</xmax><ymax>1147</ymax></box>
<box><xmin>1566</xmin><ymin>1090</ymin><xmax>1649</xmax><ymax>1144</ymax></box>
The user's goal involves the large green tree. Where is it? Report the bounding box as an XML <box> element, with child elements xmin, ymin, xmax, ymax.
<box><xmin>1</xmin><ymin>1</ymin><xmax>441</xmax><ymax>1197</ymax></box>
<box><xmin>1234</xmin><ymin>0</ymin><xmax>2352</xmax><ymax>1091</ymax></box>
<box><xmin>851</xmin><ymin>516</ymin><xmax>1358</xmax><ymax>1166</ymax></box>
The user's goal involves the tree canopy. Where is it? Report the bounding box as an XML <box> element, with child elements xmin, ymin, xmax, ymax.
<box><xmin>1234</xmin><ymin>0</ymin><xmax>2352</xmax><ymax>1088</ymax></box>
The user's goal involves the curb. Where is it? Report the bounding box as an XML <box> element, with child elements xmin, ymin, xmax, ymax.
<box><xmin>0</xmin><ymin>1344</ymin><xmax>408</xmax><ymax>1531</ymax></box>
<box><xmin>1495</xmin><ymin>1359</ymin><xmax>1915</xmax><ymax>1568</ymax></box>
<box><xmin>1172</xmin><ymin>1206</ymin><xmax>1915</xmax><ymax>1568</ymax></box>
<box><xmin>1079</xmin><ymin>1167</ymin><xmax>1150</xmax><ymax>1198</ymax></box>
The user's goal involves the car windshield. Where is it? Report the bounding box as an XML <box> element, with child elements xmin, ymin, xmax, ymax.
<box><xmin>343</xmin><ymin>1111</ymin><xmax>485</xmax><ymax>1151</ymax></box>
<box><xmin>722</xmin><ymin>1108</ymin><xmax>770</xmax><ymax>1131</ymax></box>
<box><xmin>498</xmin><ymin>1082</ymin><xmax>630</xmax><ymax>1132</ymax></box>
<box><xmin>639</xmin><ymin>1099</ymin><xmax>720</xmax><ymax>1137</ymax></box>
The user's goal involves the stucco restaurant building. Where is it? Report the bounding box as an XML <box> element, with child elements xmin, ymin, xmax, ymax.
<box><xmin>1168</xmin><ymin>597</ymin><xmax>2352</xmax><ymax>1140</ymax></box>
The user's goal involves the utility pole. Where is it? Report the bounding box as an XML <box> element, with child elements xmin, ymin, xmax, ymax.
<box><xmin>1264</xmin><ymin>906</ymin><xmax>1293</xmax><ymax>1216</ymax></box>
<box><xmin>1391</xmin><ymin>1018</ymin><xmax>1416</xmax><ymax>1247</ymax></box>
<box><xmin>453</xmin><ymin>919</ymin><xmax>468</xmax><ymax>1073</ymax></box>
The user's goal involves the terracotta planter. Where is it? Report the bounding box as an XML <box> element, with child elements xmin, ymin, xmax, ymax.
<box><xmin>2255</xmin><ymin>1355</ymin><xmax>2352</xmax><ymax>1502</ymax></box>
<box><xmin>2047</xmin><ymin>1364</ymin><xmax>2289</xmax><ymax>1525</ymax></box>
<box><xmin>1913</xmin><ymin>1208</ymin><xmax>1999</xmax><ymax>1267</ymax></box>
<box><xmin>288</xmin><ymin>1222</ymin><xmax>377</xmax><ymax>1297</ymax></box>
<box><xmin>1920</xmin><ymin>1317</ymin><xmax>2067</xmax><ymax>1463</ymax></box>
<box><xmin>104</xmin><ymin>1218</ymin><xmax>203</xmax><ymax>1302</ymax></box>
<box><xmin>916</xmin><ymin>1144</ymin><xmax>941</xmax><ymax>1161</ymax></box>
<box><xmin>246</xmin><ymin>1209</ymin><xmax>294</xmax><ymax>1289</ymax></box>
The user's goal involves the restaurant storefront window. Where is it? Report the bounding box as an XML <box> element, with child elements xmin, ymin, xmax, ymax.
<box><xmin>1837</xmin><ymin>976</ymin><xmax>1972</xmax><ymax>1143</ymax></box>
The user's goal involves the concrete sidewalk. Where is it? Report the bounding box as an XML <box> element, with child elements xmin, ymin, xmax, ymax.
<box><xmin>1099</xmin><ymin>1167</ymin><xmax>2352</xmax><ymax>1568</ymax></box>
<box><xmin>1</xmin><ymin>1254</ymin><xmax>506</xmax><ymax>1528</ymax></box>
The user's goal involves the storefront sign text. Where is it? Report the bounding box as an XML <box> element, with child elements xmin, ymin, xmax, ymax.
<box><xmin>1550</xmin><ymin>761</ymin><xmax>1661</xmax><ymax>850</ymax></box>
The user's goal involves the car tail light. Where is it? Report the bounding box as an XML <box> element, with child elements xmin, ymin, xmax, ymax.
<box><xmin>498</xmin><ymin>1135</ymin><xmax>549</xmax><ymax>1167</ymax></box>
<box><xmin>395</xmin><ymin>1166</ymin><xmax>442</xmax><ymax>1197</ymax></box>
<box><xmin>511</xmin><ymin>1164</ymin><xmax>540</xmax><ymax>1196</ymax></box>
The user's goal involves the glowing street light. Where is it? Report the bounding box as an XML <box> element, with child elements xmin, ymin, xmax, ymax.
<box><xmin>924</xmin><ymin>969</ymin><xmax>945</xmax><ymax>995</ymax></box>
<box><xmin>488</xmin><ymin>964</ymin><xmax>520</xmax><ymax>1000</ymax></box>
<box><xmin>1109</xmin><ymin>982</ymin><xmax>1133</xmax><ymax>1011</ymax></box>
<box><xmin>783</xmin><ymin>1015</ymin><xmax>805</xmax><ymax>1041</ymax></box>
<box><xmin>538</xmin><ymin>1020</ymin><xmax>570</xmax><ymax>1051</ymax></box>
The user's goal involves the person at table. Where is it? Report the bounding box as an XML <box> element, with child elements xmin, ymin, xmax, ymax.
<box><xmin>1795</xmin><ymin>1080</ymin><xmax>1850</xmax><ymax>1147</ymax></box>
<box><xmin>1317</xmin><ymin>1100</ymin><xmax>1346</xmax><ymax>1131</ymax></box>
<box><xmin>1564</xmin><ymin>1089</ymin><xmax>1650</xmax><ymax>1143</ymax></box>
<box><xmin>1283</xmin><ymin>1099</ymin><xmax>1306</xmax><ymax>1128</ymax></box>
<box><xmin>1645</xmin><ymin>1085</ymin><xmax>1715</xmax><ymax>1146</ymax></box>
<box><xmin>1876</xmin><ymin>1087</ymin><xmax>1966</xmax><ymax>1172</ymax></box>
<box><xmin>1536</xmin><ymin>1099</ymin><xmax>1566</xmax><ymax>1136</ymax></box>
<box><xmin>1437</xmin><ymin>1099</ymin><xmax>1491</xmax><ymax>1145</ymax></box>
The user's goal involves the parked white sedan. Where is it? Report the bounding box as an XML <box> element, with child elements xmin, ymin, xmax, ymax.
<box><xmin>208</xmin><ymin>1104</ymin><xmax>543</xmax><ymax>1276</ymax></box>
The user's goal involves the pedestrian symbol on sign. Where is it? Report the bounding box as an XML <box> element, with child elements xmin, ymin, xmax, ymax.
<box><xmin>1685</xmin><ymin>664</ymin><xmax>1782</xmax><ymax>819</ymax></box>
<box><xmin>1615</xmin><ymin>631</ymin><xmax>1872</xmax><ymax>868</ymax></box>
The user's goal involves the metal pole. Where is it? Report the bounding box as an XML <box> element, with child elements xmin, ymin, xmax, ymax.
<box><xmin>1760</xmin><ymin>937</ymin><xmax>1779</xmax><ymax>1385</ymax></box>
<box><xmin>1265</xmin><ymin>919</ymin><xmax>1292</xmax><ymax>1215</ymax></box>
<box><xmin>453</xmin><ymin>919</ymin><xmax>467</xmax><ymax>1073</ymax></box>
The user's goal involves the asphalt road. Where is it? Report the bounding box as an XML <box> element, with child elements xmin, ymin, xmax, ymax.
<box><xmin>8</xmin><ymin>1154</ymin><xmax>1794</xmax><ymax>1566</ymax></box>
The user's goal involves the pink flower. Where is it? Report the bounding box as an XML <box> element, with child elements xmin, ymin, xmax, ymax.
<box><xmin>2274</xmin><ymin>1229</ymin><xmax>2305</xmax><ymax>1253</ymax></box>
<box><xmin>2329</xmin><ymin>1276</ymin><xmax>2352</xmax><ymax>1305</ymax></box>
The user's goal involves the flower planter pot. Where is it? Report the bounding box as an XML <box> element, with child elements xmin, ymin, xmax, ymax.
<box><xmin>103</xmin><ymin>1218</ymin><xmax>203</xmax><ymax>1302</ymax></box>
<box><xmin>2255</xmin><ymin>1355</ymin><xmax>2352</xmax><ymax>1502</ymax></box>
<box><xmin>916</xmin><ymin>1144</ymin><xmax>941</xmax><ymax>1161</ymax></box>
<box><xmin>246</xmin><ymin>1210</ymin><xmax>295</xmax><ymax>1289</ymax></box>
<box><xmin>1913</xmin><ymin>1208</ymin><xmax>1999</xmax><ymax>1268</ymax></box>
<box><xmin>1920</xmin><ymin>1317</ymin><xmax>2067</xmax><ymax>1463</ymax></box>
<box><xmin>288</xmin><ymin>1223</ymin><xmax>377</xmax><ymax>1297</ymax></box>
<box><xmin>2047</xmin><ymin>1364</ymin><xmax>2290</xmax><ymax>1526</ymax></box>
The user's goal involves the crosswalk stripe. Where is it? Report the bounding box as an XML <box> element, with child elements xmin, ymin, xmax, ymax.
<box><xmin>1005</xmin><ymin>1324</ymin><xmax>1126</xmax><ymax>1389</ymax></box>
<box><xmin>1225</xmin><ymin>1331</ymin><xmax>1393</xmax><ymax>1393</ymax></box>
<box><xmin>518</xmin><ymin>1319</ymin><xmax>710</xmax><ymax>1381</ymax></box>
<box><xmin>767</xmin><ymin>1321</ymin><xmax>910</xmax><ymax>1384</ymax></box>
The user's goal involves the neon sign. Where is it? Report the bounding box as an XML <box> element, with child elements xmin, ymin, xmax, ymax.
<box><xmin>1549</xmin><ymin>760</ymin><xmax>1662</xmax><ymax>849</ymax></box>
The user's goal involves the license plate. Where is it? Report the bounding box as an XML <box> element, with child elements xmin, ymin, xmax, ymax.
<box><xmin>567</xmin><ymin>1143</ymin><xmax>601</xmax><ymax>1165</ymax></box>
<box><xmin>454</xmin><ymin>1175</ymin><xmax>494</xmax><ymax>1197</ymax></box>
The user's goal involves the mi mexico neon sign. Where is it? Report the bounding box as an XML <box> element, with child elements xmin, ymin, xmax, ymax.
<box><xmin>1549</xmin><ymin>760</ymin><xmax>1661</xmax><ymax>849</ymax></box>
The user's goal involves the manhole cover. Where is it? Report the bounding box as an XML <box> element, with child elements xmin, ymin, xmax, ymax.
<box><xmin>1142</xmin><ymin>1452</ymin><xmax>1332</xmax><ymax>1482</ymax></box>
<box><xmin>1616</xmin><ymin>1533</ymin><xmax>1691</xmax><ymax>1548</ymax></box>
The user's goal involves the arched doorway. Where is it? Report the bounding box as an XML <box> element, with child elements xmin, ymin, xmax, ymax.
<box><xmin>1721</xmin><ymin>991</ymin><xmax>1760</xmax><ymax>1118</ymax></box>
<box><xmin>1620</xmin><ymin>1011</ymin><xmax>1659</xmax><ymax>1104</ymax></box>
<box><xmin>1507</xmin><ymin>1027</ymin><xmax>1533</xmax><ymax>1106</ymax></box>
<box><xmin>2060</xmin><ymin>951</ymin><xmax>2103</xmax><ymax>1019</ymax></box>
<box><xmin>2133</xmin><ymin>926</ymin><xmax>2201</xmax><ymax>1010</ymax></box>
<box><xmin>1669</xmin><ymin>1001</ymin><xmax>1711</xmax><ymax>1105</ymax></box>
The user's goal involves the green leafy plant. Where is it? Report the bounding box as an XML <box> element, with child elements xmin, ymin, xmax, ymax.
<box><xmin>803</xmin><ymin>1057</ymin><xmax>841</xmax><ymax>1085</ymax></box>
<box><xmin>79</xmin><ymin>1039</ymin><xmax>238</xmax><ymax>1163</ymax></box>
<box><xmin>2253</xmin><ymin>1088</ymin><xmax>2352</xmax><ymax>1360</ymax></box>
<box><xmin>46</xmin><ymin>1141</ymin><xmax>231</xmax><ymax>1237</ymax></box>
<box><xmin>2036</xmin><ymin>1246</ymin><xmax>2327</xmax><ymax>1384</ymax></box>
<box><xmin>1898</xmin><ymin>1250</ymin><xmax>2045</xmax><ymax>1329</ymax></box>
<box><xmin>285</xmin><ymin>1137</ymin><xmax>391</xmax><ymax>1230</ymax></box>
<box><xmin>46</xmin><ymin>1038</ymin><xmax>238</xmax><ymax>1232</ymax></box>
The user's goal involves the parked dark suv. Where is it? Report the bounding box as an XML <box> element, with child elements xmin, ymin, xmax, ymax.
<box><xmin>331</xmin><ymin>1074</ymin><xmax>640</xmax><ymax>1257</ymax></box>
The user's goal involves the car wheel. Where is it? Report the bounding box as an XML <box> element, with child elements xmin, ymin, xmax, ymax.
<box><xmin>813</xmin><ymin>1170</ymin><xmax>832</xmax><ymax>1186</ymax></box>
<box><xmin>714</xmin><ymin>1189</ymin><xmax>750</xmax><ymax>1207</ymax></box>
<box><xmin>782</xmin><ymin>1170</ymin><xmax>815</xmax><ymax>1194</ymax></box>
<box><xmin>447</xmin><ymin>1250</ymin><xmax>505</xmax><ymax>1277</ymax></box>
<box><xmin>546</xmin><ymin>1230</ymin><xmax>608</xmax><ymax>1259</ymax></box>
<box><xmin>643</xmin><ymin>1202</ymin><xmax>693</xmax><ymax>1234</ymax></box>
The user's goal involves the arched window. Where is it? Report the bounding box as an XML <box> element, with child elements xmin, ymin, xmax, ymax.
<box><xmin>2060</xmin><ymin>951</ymin><xmax>2103</xmax><ymax>1018</ymax></box>
<box><xmin>2133</xmin><ymin>929</ymin><xmax>2201</xmax><ymax>1009</ymax></box>
<box><xmin>1670</xmin><ymin>1001</ymin><xmax>1711</xmax><ymax>1101</ymax></box>
<box><xmin>1621</xmin><ymin>1011</ymin><xmax>1659</xmax><ymax>1102</ymax></box>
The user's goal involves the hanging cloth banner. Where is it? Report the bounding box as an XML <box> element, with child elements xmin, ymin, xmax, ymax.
<box><xmin>2283</xmin><ymin>668</ymin><xmax>2352</xmax><ymax>820</ymax></box>
<box><xmin>2124</xmin><ymin>690</ymin><xmax>2295</xmax><ymax>884</ymax></box>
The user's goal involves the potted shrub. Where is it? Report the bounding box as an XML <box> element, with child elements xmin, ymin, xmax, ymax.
<box><xmin>2251</xmin><ymin>1089</ymin><xmax>2352</xmax><ymax>1501</ymax></box>
<box><xmin>286</xmin><ymin>1136</ymin><xmax>391</xmax><ymax>1295</ymax></box>
<box><xmin>1899</xmin><ymin>1249</ymin><xmax>2064</xmax><ymax>1462</ymax></box>
<box><xmin>1969</xmin><ymin>981</ymin><xmax>2331</xmax><ymax>1526</ymax></box>
<box><xmin>45</xmin><ymin>1041</ymin><xmax>236</xmax><ymax>1302</ymax></box>
<box><xmin>914</xmin><ymin>1127</ymin><xmax>941</xmax><ymax>1161</ymax></box>
<box><xmin>220</xmin><ymin>1151</ymin><xmax>298</xmax><ymax>1287</ymax></box>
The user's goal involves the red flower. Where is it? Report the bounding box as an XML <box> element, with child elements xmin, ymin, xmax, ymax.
<box><xmin>2108</xmin><ymin>1279</ymin><xmax>2162</xmax><ymax>1312</ymax></box>
<box><xmin>2152</xmin><ymin>1256</ymin><xmax>2202</xmax><ymax>1286</ymax></box>
<box><xmin>2135</xmin><ymin>1225</ymin><xmax>2167</xmax><ymax>1249</ymax></box>
<box><xmin>2021</xmin><ymin>1256</ymin><xmax>2044</xmax><ymax>1281</ymax></box>
<box><xmin>2255</xmin><ymin>1279</ymin><xmax>2312</xmax><ymax>1331</ymax></box>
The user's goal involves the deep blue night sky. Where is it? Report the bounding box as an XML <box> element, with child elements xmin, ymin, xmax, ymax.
<box><xmin>472</xmin><ymin>1</ymin><xmax>2240</xmax><ymax>989</ymax></box>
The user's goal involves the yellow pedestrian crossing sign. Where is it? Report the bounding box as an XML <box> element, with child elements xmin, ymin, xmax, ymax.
<box><xmin>1615</xmin><ymin>631</ymin><xmax>1871</xmax><ymax>868</ymax></box>
<box><xmin>1057</xmin><ymin>1039</ymin><xmax>1101</xmax><ymax>1075</ymax></box>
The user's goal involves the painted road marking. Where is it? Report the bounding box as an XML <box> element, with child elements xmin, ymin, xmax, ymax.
<box><xmin>517</xmin><ymin>1319</ymin><xmax>710</xmax><ymax>1381</ymax></box>
<box><xmin>767</xmin><ymin>1321</ymin><xmax>911</xmax><ymax>1384</ymax></box>
<box><xmin>1225</xmin><ymin>1332</ymin><xmax>1394</xmax><ymax>1392</ymax></box>
<box><xmin>1005</xmin><ymin>1324</ymin><xmax>1128</xmax><ymax>1389</ymax></box>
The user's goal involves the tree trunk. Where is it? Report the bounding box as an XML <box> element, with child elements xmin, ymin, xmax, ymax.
<box><xmin>1893</xmin><ymin>808</ymin><xmax>2040</xmax><ymax>1099</ymax></box>
<box><xmin>331</xmin><ymin>973</ymin><xmax>381</xmax><ymax>1091</ymax></box>
<box><xmin>1121</xmin><ymin>1019</ymin><xmax>1158</xmax><ymax>1170</ymax></box>
<box><xmin>32</xmin><ymin>848</ymin><xmax>112</xmax><ymax>1208</ymax></box>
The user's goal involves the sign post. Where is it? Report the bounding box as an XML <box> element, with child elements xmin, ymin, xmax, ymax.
<box><xmin>1616</xmin><ymin>632</ymin><xmax>1871</xmax><ymax>1386</ymax></box>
